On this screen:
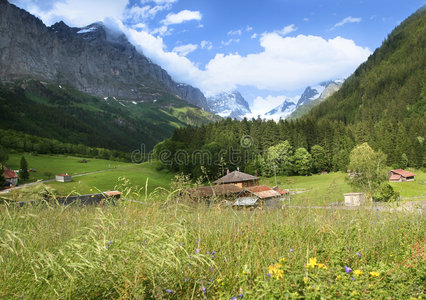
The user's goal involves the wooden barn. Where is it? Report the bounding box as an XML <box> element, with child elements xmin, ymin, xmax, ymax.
<box><xmin>388</xmin><ymin>169</ymin><xmax>415</xmax><ymax>182</ymax></box>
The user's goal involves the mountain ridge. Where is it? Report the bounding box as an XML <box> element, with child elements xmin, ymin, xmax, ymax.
<box><xmin>0</xmin><ymin>0</ymin><xmax>210</xmax><ymax>111</ymax></box>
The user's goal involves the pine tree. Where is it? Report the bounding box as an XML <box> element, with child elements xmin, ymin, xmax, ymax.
<box><xmin>19</xmin><ymin>156</ymin><xmax>29</xmax><ymax>180</ymax></box>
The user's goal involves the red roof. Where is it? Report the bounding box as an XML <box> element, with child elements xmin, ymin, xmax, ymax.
<box><xmin>276</xmin><ymin>189</ymin><xmax>289</xmax><ymax>195</ymax></box>
<box><xmin>56</xmin><ymin>174</ymin><xmax>71</xmax><ymax>177</ymax></box>
<box><xmin>3</xmin><ymin>166</ymin><xmax>18</xmax><ymax>179</ymax></box>
<box><xmin>246</xmin><ymin>185</ymin><xmax>271</xmax><ymax>193</ymax></box>
<box><xmin>245</xmin><ymin>185</ymin><xmax>281</xmax><ymax>199</ymax></box>
<box><xmin>389</xmin><ymin>174</ymin><xmax>401</xmax><ymax>181</ymax></box>
<box><xmin>390</xmin><ymin>169</ymin><xmax>415</xmax><ymax>178</ymax></box>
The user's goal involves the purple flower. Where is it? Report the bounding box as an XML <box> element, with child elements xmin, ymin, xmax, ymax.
<box><xmin>201</xmin><ymin>286</ymin><xmax>206</xmax><ymax>294</ymax></box>
<box><xmin>351</xmin><ymin>277</ymin><xmax>355</xmax><ymax>281</ymax></box>
<box><xmin>267</xmin><ymin>273</ymin><xmax>271</xmax><ymax>277</ymax></box>
<box><xmin>356</xmin><ymin>252</ymin><xmax>361</xmax><ymax>258</ymax></box>
<box><xmin>345</xmin><ymin>265</ymin><xmax>352</xmax><ymax>273</ymax></box>
<box><xmin>184</xmin><ymin>278</ymin><xmax>188</xmax><ymax>282</ymax></box>
<box><xmin>165</xmin><ymin>289</ymin><xmax>173</xmax><ymax>293</ymax></box>
<box><xmin>108</xmin><ymin>241</ymin><xmax>113</xmax><ymax>245</ymax></box>
<box><xmin>196</xmin><ymin>249</ymin><xmax>200</xmax><ymax>254</ymax></box>
<box><xmin>238</xmin><ymin>293</ymin><xmax>243</xmax><ymax>298</ymax></box>
<box><xmin>197</xmin><ymin>238</ymin><xmax>200</xmax><ymax>244</ymax></box>
<box><xmin>290</xmin><ymin>248</ymin><xmax>294</xmax><ymax>252</ymax></box>
<box><xmin>207</xmin><ymin>251</ymin><xmax>210</xmax><ymax>254</ymax></box>
<box><xmin>231</xmin><ymin>297</ymin><xmax>237</xmax><ymax>300</ymax></box>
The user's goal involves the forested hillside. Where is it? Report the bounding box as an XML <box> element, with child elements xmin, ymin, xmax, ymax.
<box><xmin>0</xmin><ymin>80</ymin><xmax>219</xmax><ymax>153</ymax></box>
<box><xmin>155</xmin><ymin>7</ymin><xmax>425</xmax><ymax>179</ymax></box>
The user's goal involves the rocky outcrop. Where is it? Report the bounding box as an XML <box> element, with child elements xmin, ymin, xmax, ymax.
<box><xmin>0</xmin><ymin>1</ymin><xmax>209</xmax><ymax>110</ymax></box>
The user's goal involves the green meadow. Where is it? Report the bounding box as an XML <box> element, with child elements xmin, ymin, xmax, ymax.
<box><xmin>4</xmin><ymin>154</ymin><xmax>426</xmax><ymax>203</ymax></box>
<box><xmin>0</xmin><ymin>199</ymin><xmax>424</xmax><ymax>299</ymax></box>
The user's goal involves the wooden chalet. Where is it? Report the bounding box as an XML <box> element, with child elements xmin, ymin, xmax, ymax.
<box><xmin>213</xmin><ymin>170</ymin><xmax>259</xmax><ymax>188</ymax></box>
<box><xmin>388</xmin><ymin>169</ymin><xmax>415</xmax><ymax>182</ymax></box>
<box><xmin>2</xmin><ymin>166</ymin><xmax>18</xmax><ymax>186</ymax></box>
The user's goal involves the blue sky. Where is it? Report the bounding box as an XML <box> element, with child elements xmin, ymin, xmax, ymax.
<box><xmin>11</xmin><ymin>0</ymin><xmax>425</xmax><ymax>115</ymax></box>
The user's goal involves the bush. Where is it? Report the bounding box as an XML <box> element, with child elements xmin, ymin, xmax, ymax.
<box><xmin>373</xmin><ymin>182</ymin><xmax>400</xmax><ymax>202</ymax></box>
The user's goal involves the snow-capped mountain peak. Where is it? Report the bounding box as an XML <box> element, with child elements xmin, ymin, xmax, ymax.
<box><xmin>206</xmin><ymin>91</ymin><xmax>251</xmax><ymax>119</ymax></box>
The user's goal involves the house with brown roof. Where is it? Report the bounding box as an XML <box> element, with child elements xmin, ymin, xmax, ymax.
<box><xmin>213</xmin><ymin>170</ymin><xmax>259</xmax><ymax>188</ymax></box>
<box><xmin>388</xmin><ymin>169</ymin><xmax>415</xmax><ymax>182</ymax></box>
<box><xmin>2</xmin><ymin>166</ymin><xmax>18</xmax><ymax>186</ymax></box>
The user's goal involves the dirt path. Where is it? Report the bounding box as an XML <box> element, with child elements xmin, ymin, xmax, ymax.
<box><xmin>0</xmin><ymin>169</ymin><xmax>111</xmax><ymax>194</ymax></box>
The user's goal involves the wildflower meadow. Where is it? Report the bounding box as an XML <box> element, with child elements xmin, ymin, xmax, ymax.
<box><xmin>0</xmin><ymin>193</ymin><xmax>424</xmax><ymax>299</ymax></box>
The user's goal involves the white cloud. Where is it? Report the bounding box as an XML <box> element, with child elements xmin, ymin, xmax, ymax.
<box><xmin>303</xmin><ymin>17</ymin><xmax>309</xmax><ymax>22</ymax></box>
<box><xmin>162</xmin><ymin>10</ymin><xmax>202</xmax><ymax>26</ymax></box>
<box><xmin>142</xmin><ymin>0</ymin><xmax>177</xmax><ymax>4</ymax></box>
<box><xmin>228</xmin><ymin>29</ymin><xmax>242</xmax><ymax>36</ymax></box>
<box><xmin>200</xmin><ymin>40</ymin><xmax>213</xmax><ymax>50</ymax></box>
<box><xmin>251</xmin><ymin>33</ymin><xmax>258</xmax><ymax>39</ymax></box>
<box><xmin>331</xmin><ymin>16</ymin><xmax>362</xmax><ymax>30</ymax></box>
<box><xmin>11</xmin><ymin>0</ymin><xmax>129</xmax><ymax>27</ymax></box>
<box><xmin>276</xmin><ymin>24</ymin><xmax>297</xmax><ymax>36</ymax></box>
<box><xmin>250</xmin><ymin>95</ymin><xmax>289</xmax><ymax>116</ymax></box>
<box><xmin>246</xmin><ymin>25</ymin><xmax>253</xmax><ymax>32</ymax></box>
<box><xmin>172</xmin><ymin>43</ymin><xmax>198</xmax><ymax>56</ymax></box>
<box><xmin>124</xmin><ymin>4</ymin><xmax>171</xmax><ymax>22</ymax></box>
<box><xmin>221</xmin><ymin>38</ymin><xmax>240</xmax><ymax>46</ymax></box>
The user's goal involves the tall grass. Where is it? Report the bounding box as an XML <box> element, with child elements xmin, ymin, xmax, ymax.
<box><xmin>0</xmin><ymin>194</ymin><xmax>424</xmax><ymax>298</ymax></box>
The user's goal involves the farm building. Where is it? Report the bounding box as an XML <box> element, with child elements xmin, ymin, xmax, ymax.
<box><xmin>2</xmin><ymin>166</ymin><xmax>18</xmax><ymax>186</ymax></box>
<box><xmin>213</xmin><ymin>170</ymin><xmax>259</xmax><ymax>188</ymax></box>
<box><xmin>56</xmin><ymin>174</ymin><xmax>72</xmax><ymax>182</ymax></box>
<box><xmin>233</xmin><ymin>185</ymin><xmax>286</xmax><ymax>208</ymax></box>
<box><xmin>388</xmin><ymin>169</ymin><xmax>415</xmax><ymax>182</ymax></box>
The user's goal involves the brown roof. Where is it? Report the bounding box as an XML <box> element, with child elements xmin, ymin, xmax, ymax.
<box><xmin>245</xmin><ymin>185</ymin><xmax>281</xmax><ymax>199</ymax></box>
<box><xmin>56</xmin><ymin>174</ymin><xmax>71</xmax><ymax>177</ymax></box>
<box><xmin>390</xmin><ymin>169</ymin><xmax>415</xmax><ymax>178</ymax></box>
<box><xmin>3</xmin><ymin>166</ymin><xmax>17</xmax><ymax>179</ymax></box>
<box><xmin>213</xmin><ymin>170</ymin><xmax>259</xmax><ymax>184</ymax></box>
<box><xmin>187</xmin><ymin>184</ymin><xmax>243</xmax><ymax>198</ymax></box>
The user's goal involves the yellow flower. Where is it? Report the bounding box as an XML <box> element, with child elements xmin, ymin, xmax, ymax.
<box><xmin>317</xmin><ymin>263</ymin><xmax>326</xmax><ymax>269</ymax></box>
<box><xmin>303</xmin><ymin>277</ymin><xmax>309</xmax><ymax>284</ymax></box>
<box><xmin>90</xmin><ymin>188</ymin><xmax>93</xmax><ymax>191</ymax></box>
<box><xmin>354</xmin><ymin>269</ymin><xmax>363</xmax><ymax>275</ymax></box>
<box><xmin>274</xmin><ymin>263</ymin><xmax>283</xmax><ymax>269</ymax></box>
<box><xmin>280</xmin><ymin>257</ymin><xmax>287</xmax><ymax>263</ymax></box>
<box><xmin>306</xmin><ymin>257</ymin><xmax>317</xmax><ymax>268</ymax></box>
<box><xmin>369</xmin><ymin>271</ymin><xmax>380</xmax><ymax>277</ymax></box>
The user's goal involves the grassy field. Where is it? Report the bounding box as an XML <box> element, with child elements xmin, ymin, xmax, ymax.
<box><xmin>261</xmin><ymin>170</ymin><xmax>426</xmax><ymax>204</ymax></box>
<box><xmin>261</xmin><ymin>172</ymin><xmax>353</xmax><ymax>206</ymax></box>
<box><xmin>5</xmin><ymin>154</ymin><xmax>174</xmax><ymax>196</ymax></box>
<box><xmin>0</xmin><ymin>197</ymin><xmax>424</xmax><ymax>299</ymax></box>
<box><xmin>6</xmin><ymin>154</ymin><xmax>125</xmax><ymax>182</ymax></box>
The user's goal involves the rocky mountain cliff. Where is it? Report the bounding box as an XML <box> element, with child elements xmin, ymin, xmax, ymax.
<box><xmin>0</xmin><ymin>0</ymin><xmax>209</xmax><ymax>110</ymax></box>
<box><xmin>206</xmin><ymin>91</ymin><xmax>251</xmax><ymax>119</ymax></box>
